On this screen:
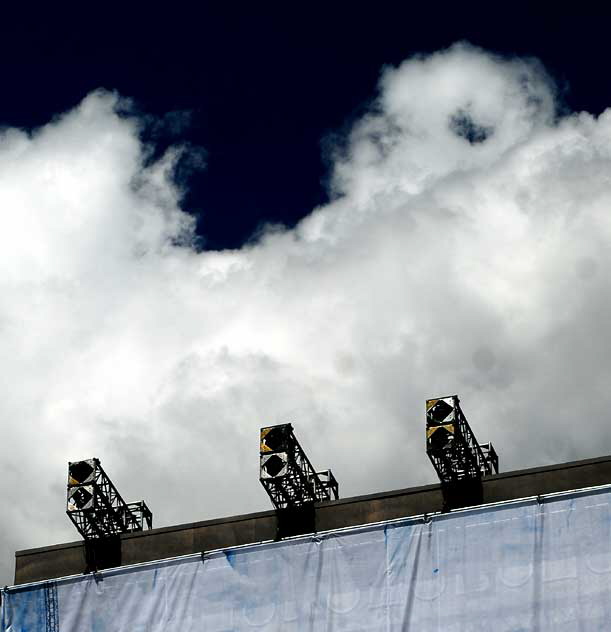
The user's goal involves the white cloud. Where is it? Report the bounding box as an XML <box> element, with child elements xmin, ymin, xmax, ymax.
<box><xmin>2</xmin><ymin>43</ymin><xmax>611</xmax><ymax>584</ymax></box>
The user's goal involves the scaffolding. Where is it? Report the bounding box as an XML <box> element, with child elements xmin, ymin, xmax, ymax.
<box><xmin>259</xmin><ymin>423</ymin><xmax>339</xmax><ymax>510</ymax></box>
<box><xmin>426</xmin><ymin>395</ymin><xmax>498</xmax><ymax>485</ymax></box>
<box><xmin>66</xmin><ymin>458</ymin><xmax>152</xmax><ymax>540</ymax></box>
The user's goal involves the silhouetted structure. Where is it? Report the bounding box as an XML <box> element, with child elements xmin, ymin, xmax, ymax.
<box><xmin>67</xmin><ymin>458</ymin><xmax>152</xmax><ymax>540</ymax></box>
<box><xmin>260</xmin><ymin>423</ymin><xmax>338</xmax><ymax>537</ymax></box>
<box><xmin>14</xmin><ymin>454</ymin><xmax>611</xmax><ymax>584</ymax></box>
<box><xmin>426</xmin><ymin>395</ymin><xmax>498</xmax><ymax>509</ymax></box>
<box><xmin>66</xmin><ymin>458</ymin><xmax>152</xmax><ymax>572</ymax></box>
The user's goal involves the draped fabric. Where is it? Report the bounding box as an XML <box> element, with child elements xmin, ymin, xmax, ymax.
<box><xmin>3</xmin><ymin>487</ymin><xmax>611</xmax><ymax>631</ymax></box>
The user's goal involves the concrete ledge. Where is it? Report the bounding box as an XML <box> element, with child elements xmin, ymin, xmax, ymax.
<box><xmin>14</xmin><ymin>454</ymin><xmax>611</xmax><ymax>584</ymax></box>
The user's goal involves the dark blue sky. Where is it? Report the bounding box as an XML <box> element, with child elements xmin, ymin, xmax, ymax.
<box><xmin>2</xmin><ymin>5</ymin><xmax>610</xmax><ymax>249</ymax></box>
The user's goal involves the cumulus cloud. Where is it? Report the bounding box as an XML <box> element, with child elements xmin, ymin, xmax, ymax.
<box><xmin>1</xmin><ymin>43</ymin><xmax>611</xmax><ymax>584</ymax></box>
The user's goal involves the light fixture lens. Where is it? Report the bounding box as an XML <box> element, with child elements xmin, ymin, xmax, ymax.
<box><xmin>427</xmin><ymin>424</ymin><xmax>455</xmax><ymax>453</ymax></box>
<box><xmin>260</xmin><ymin>453</ymin><xmax>288</xmax><ymax>478</ymax></box>
<box><xmin>260</xmin><ymin>426</ymin><xmax>289</xmax><ymax>453</ymax></box>
<box><xmin>67</xmin><ymin>485</ymin><xmax>94</xmax><ymax>511</ymax></box>
<box><xmin>68</xmin><ymin>460</ymin><xmax>95</xmax><ymax>485</ymax></box>
<box><xmin>427</xmin><ymin>398</ymin><xmax>454</xmax><ymax>424</ymax></box>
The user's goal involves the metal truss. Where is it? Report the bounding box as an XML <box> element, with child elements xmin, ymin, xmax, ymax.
<box><xmin>426</xmin><ymin>395</ymin><xmax>498</xmax><ymax>485</ymax></box>
<box><xmin>66</xmin><ymin>458</ymin><xmax>153</xmax><ymax>540</ymax></box>
<box><xmin>44</xmin><ymin>582</ymin><xmax>59</xmax><ymax>632</ymax></box>
<box><xmin>260</xmin><ymin>424</ymin><xmax>339</xmax><ymax>510</ymax></box>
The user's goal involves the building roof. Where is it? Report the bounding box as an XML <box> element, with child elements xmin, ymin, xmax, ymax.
<box><xmin>14</xmin><ymin>454</ymin><xmax>611</xmax><ymax>584</ymax></box>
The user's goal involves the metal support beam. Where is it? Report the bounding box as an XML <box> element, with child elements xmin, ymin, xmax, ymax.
<box><xmin>426</xmin><ymin>395</ymin><xmax>498</xmax><ymax>485</ymax></box>
<box><xmin>66</xmin><ymin>458</ymin><xmax>152</xmax><ymax>541</ymax></box>
<box><xmin>260</xmin><ymin>424</ymin><xmax>338</xmax><ymax>536</ymax></box>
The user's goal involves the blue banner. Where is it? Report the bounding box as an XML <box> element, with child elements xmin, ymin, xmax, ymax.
<box><xmin>3</xmin><ymin>487</ymin><xmax>611</xmax><ymax>630</ymax></box>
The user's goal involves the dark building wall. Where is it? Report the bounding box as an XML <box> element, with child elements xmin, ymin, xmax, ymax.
<box><xmin>14</xmin><ymin>455</ymin><xmax>611</xmax><ymax>585</ymax></box>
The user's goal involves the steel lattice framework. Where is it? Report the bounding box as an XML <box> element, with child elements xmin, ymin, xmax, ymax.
<box><xmin>44</xmin><ymin>582</ymin><xmax>58</xmax><ymax>632</ymax></box>
<box><xmin>426</xmin><ymin>395</ymin><xmax>498</xmax><ymax>485</ymax></box>
<box><xmin>66</xmin><ymin>458</ymin><xmax>152</xmax><ymax>540</ymax></box>
<box><xmin>259</xmin><ymin>424</ymin><xmax>339</xmax><ymax>510</ymax></box>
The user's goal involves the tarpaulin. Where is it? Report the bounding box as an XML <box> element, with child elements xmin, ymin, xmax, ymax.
<box><xmin>3</xmin><ymin>486</ymin><xmax>611</xmax><ymax>631</ymax></box>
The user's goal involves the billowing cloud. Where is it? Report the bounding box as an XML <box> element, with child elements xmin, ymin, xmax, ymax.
<box><xmin>2</xmin><ymin>42</ymin><xmax>611</xmax><ymax>584</ymax></box>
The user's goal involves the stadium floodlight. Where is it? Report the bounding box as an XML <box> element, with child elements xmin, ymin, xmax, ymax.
<box><xmin>259</xmin><ymin>424</ymin><xmax>339</xmax><ymax>511</ymax></box>
<box><xmin>426</xmin><ymin>395</ymin><xmax>498</xmax><ymax>485</ymax></box>
<box><xmin>66</xmin><ymin>458</ymin><xmax>153</xmax><ymax>540</ymax></box>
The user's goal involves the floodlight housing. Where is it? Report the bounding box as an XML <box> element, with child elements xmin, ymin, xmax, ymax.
<box><xmin>259</xmin><ymin>423</ymin><xmax>339</xmax><ymax>511</ymax></box>
<box><xmin>66</xmin><ymin>458</ymin><xmax>152</xmax><ymax>540</ymax></box>
<box><xmin>426</xmin><ymin>395</ymin><xmax>498</xmax><ymax>485</ymax></box>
